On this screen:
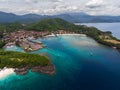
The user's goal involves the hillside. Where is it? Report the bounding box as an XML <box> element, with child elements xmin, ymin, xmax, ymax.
<box><xmin>0</xmin><ymin>11</ymin><xmax>19</xmax><ymax>23</ymax></box>
<box><xmin>27</xmin><ymin>18</ymin><xmax>77</xmax><ymax>31</ymax></box>
<box><xmin>0</xmin><ymin>22</ymin><xmax>24</xmax><ymax>33</ymax></box>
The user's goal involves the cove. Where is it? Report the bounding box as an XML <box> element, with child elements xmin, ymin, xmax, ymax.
<box><xmin>2</xmin><ymin>35</ymin><xmax>120</xmax><ymax>90</ymax></box>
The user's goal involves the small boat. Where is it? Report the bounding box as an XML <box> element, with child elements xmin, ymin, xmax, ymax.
<box><xmin>90</xmin><ymin>52</ymin><xmax>93</xmax><ymax>56</ymax></box>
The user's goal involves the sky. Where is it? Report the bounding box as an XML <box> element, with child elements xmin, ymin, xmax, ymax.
<box><xmin>0</xmin><ymin>0</ymin><xmax>120</xmax><ymax>15</ymax></box>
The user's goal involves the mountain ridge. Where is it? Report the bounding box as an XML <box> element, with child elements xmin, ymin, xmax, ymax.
<box><xmin>0</xmin><ymin>11</ymin><xmax>120</xmax><ymax>23</ymax></box>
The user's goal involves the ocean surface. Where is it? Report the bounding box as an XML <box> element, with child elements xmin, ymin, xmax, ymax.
<box><xmin>75</xmin><ymin>23</ymin><xmax>120</xmax><ymax>39</ymax></box>
<box><xmin>1</xmin><ymin>35</ymin><xmax>120</xmax><ymax>90</ymax></box>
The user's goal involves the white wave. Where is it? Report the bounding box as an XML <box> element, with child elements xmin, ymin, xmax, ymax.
<box><xmin>0</xmin><ymin>67</ymin><xmax>15</xmax><ymax>80</ymax></box>
<box><xmin>45</xmin><ymin>34</ymin><xmax>86</xmax><ymax>37</ymax></box>
<box><xmin>57</xmin><ymin>34</ymin><xmax>86</xmax><ymax>36</ymax></box>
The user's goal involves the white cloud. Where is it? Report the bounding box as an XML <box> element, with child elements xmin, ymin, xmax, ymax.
<box><xmin>86</xmin><ymin>0</ymin><xmax>107</xmax><ymax>9</ymax></box>
<box><xmin>0</xmin><ymin>0</ymin><xmax>120</xmax><ymax>15</ymax></box>
<box><xmin>86</xmin><ymin>0</ymin><xmax>105</xmax><ymax>6</ymax></box>
<box><xmin>25</xmin><ymin>0</ymin><xmax>38</xmax><ymax>3</ymax></box>
<box><xmin>84</xmin><ymin>0</ymin><xmax>120</xmax><ymax>15</ymax></box>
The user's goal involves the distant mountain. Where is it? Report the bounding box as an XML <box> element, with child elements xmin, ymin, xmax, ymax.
<box><xmin>0</xmin><ymin>11</ymin><xmax>44</xmax><ymax>23</ymax></box>
<box><xmin>55</xmin><ymin>12</ymin><xmax>120</xmax><ymax>23</ymax></box>
<box><xmin>0</xmin><ymin>11</ymin><xmax>120</xmax><ymax>23</ymax></box>
<box><xmin>0</xmin><ymin>11</ymin><xmax>19</xmax><ymax>23</ymax></box>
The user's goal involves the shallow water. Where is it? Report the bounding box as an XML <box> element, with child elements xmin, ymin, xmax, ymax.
<box><xmin>2</xmin><ymin>35</ymin><xmax>120</xmax><ymax>90</ymax></box>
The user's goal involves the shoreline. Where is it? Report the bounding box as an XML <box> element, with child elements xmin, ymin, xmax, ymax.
<box><xmin>44</xmin><ymin>33</ymin><xmax>120</xmax><ymax>50</ymax></box>
<box><xmin>14</xmin><ymin>64</ymin><xmax>55</xmax><ymax>75</ymax></box>
<box><xmin>44</xmin><ymin>34</ymin><xmax>87</xmax><ymax>37</ymax></box>
<box><xmin>0</xmin><ymin>64</ymin><xmax>55</xmax><ymax>79</ymax></box>
<box><xmin>0</xmin><ymin>67</ymin><xmax>15</xmax><ymax>80</ymax></box>
<box><xmin>4</xmin><ymin>32</ymin><xmax>120</xmax><ymax>52</ymax></box>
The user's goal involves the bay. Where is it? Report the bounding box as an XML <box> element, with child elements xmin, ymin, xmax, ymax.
<box><xmin>2</xmin><ymin>35</ymin><xmax>120</xmax><ymax>90</ymax></box>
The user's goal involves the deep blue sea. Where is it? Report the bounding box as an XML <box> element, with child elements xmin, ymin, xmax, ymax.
<box><xmin>2</xmin><ymin>34</ymin><xmax>120</xmax><ymax>90</ymax></box>
<box><xmin>76</xmin><ymin>23</ymin><xmax>120</xmax><ymax>39</ymax></box>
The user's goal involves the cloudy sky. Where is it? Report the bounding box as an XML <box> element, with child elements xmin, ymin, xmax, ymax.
<box><xmin>0</xmin><ymin>0</ymin><xmax>120</xmax><ymax>15</ymax></box>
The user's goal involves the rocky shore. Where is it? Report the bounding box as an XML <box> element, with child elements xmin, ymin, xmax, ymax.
<box><xmin>15</xmin><ymin>64</ymin><xmax>55</xmax><ymax>75</ymax></box>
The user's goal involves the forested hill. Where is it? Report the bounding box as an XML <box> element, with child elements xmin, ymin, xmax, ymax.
<box><xmin>0</xmin><ymin>22</ymin><xmax>24</xmax><ymax>33</ymax></box>
<box><xmin>26</xmin><ymin>18</ymin><xmax>106</xmax><ymax>34</ymax></box>
<box><xmin>27</xmin><ymin>18</ymin><xmax>77</xmax><ymax>31</ymax></box>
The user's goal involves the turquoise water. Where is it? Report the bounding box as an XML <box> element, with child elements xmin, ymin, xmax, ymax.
<box><xmin>76</xmin><ymin>23</ymin><xmax>120</xmax><ymax>39</ymax></box>
<box><xmin>4</xmin><ymin>45</ymin><xmax>24</xmax><ymax>52</ymax></box>
<box><xmin>2</xmin><ymin>35</ymin><xmax>120</xmax><ymax>90</ymax></box>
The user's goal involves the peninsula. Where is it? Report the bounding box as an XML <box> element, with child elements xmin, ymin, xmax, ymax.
<box><xmin>0</xmin><ymin>50</ymin><xmax>55</xmax><ymax>75</ymax></box>
<box><xmin>26</xmin><ymin>18</ymin><xmax>120</xmax><ymax>50</ymax></box>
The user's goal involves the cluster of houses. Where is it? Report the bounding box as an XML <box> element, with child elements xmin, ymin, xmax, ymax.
<box><xmin>3</xmin><ymin>30</ymin><xmax>77</xmax><ymax>43</ymax></box>
<box><xmin>2</xmin><ymin>29</ymin><xmax>78</xmax><ymax>51</ymax></box>
<box><xmin>3</xmin><ymin>30</ymin><xmax>49</xmax><ymax>43</ymax></box>
<box><xmin>2</xmin><ymin>30</ymin><xmax>49</xmax><ymax>51</ymax></box>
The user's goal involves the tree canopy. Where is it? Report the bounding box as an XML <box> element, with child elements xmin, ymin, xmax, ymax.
<box><xmin>0</xmin><ymin>50</ymin><xmax>51</xmax><ymax>68</ymax></box>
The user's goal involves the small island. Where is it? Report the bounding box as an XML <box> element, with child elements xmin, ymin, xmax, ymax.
<box><xmin>0</xmin><ymin>50</ymin><xmax>55</xmax><ymax>75</ymax></box>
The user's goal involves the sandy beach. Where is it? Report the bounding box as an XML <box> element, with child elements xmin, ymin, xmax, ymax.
<box><xmin>57</xmin><ymin>34</ymin><xmax>87</xmax><ymax>36</ymax></box>
<box><xmin>0</xmin><ymin>67</ymin><xmax>15</xmax><ymax>79</ymax></box>
<box><xmin>45</xmin><ymin>34</ymin><xmax>87</xmax><ymax>37</ymax></box>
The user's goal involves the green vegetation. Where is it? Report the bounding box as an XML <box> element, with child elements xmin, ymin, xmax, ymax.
<box><xmin>0</xmin><ymin>40</ymin><xmax>5</xmax><ymax>48</ymax></box>
<box><xmin>77</xmin><ymin>25</ymin><xmax>120</xmax><ymax>48</ymax></box>
<box><xmin>0</xmin><ymin>50</ymin><xmax>51</xmax><ymax>68</ymax></box>
<box><xmin>0</xmin><ymin>22</ymin><xmax>24</xmax><ymax>33</ymax></box>
<box><xmin>0</xmin><ymin>31</ymin><xmax>5</xmax><ymax>48</ymax></box>
<box><xmin>27</xmin><ymin>18</ymin><xmax>78</xmax><ymax>31</ymax></box>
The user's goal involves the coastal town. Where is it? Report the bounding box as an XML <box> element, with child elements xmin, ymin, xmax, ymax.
<box><xmin>2</xmin><ymin>30</ymin><xmax>49</xmax><ymax>51</ymax></box>
<box><xmin>2</xmin><ymin>30</ymin><xmax>79</xmax><ymax>52</ymax></box>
